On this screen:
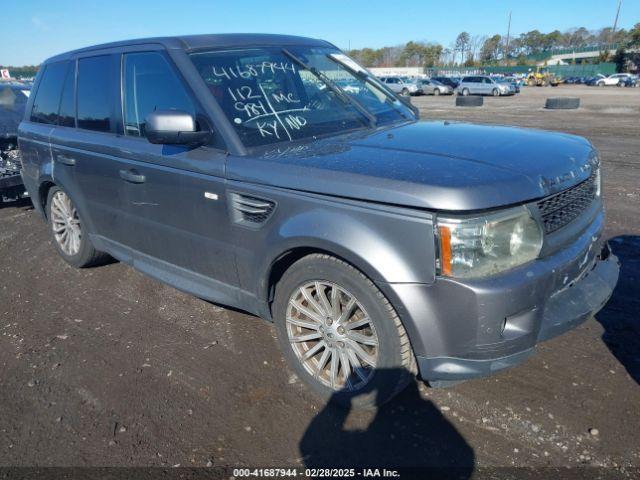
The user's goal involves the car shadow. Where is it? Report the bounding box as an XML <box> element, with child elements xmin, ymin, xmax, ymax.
<box><xmin>595</xmin><ymin>235</ymin><xmax>640</xmax><ymax>385</ymax></box>
<box><xmin>299</xmin><ymin>369</ymin><xmax>474</xmax><ymax>477</ymax></box>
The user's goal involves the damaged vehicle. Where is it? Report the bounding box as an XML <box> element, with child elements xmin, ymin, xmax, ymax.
<box><xmin>1</xmin><ymin>84</ymin><xmax>30</xmax><ymax>203</ymax></box>
<box><xmin>19</xmin><ymin>35</ymin><xmax>619</xmax><ymax>407</ymax></box>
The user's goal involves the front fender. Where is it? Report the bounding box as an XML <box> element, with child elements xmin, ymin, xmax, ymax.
<box><xmin>254</xmin><ymin>197</ymin><xmax>436</xmax><ymax>305</ymax></box>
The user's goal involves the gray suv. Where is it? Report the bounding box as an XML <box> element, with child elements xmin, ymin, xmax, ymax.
<box><xmin>19</xmin><ymin>34</ymin><xmax>619</xmax><ymax>407</ymax></box>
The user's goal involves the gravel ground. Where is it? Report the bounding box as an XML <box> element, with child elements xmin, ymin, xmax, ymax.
<box><xmin>0</xmin><ymin>84</ymin><xmax>638</xmax><ymax>477</ymax></box>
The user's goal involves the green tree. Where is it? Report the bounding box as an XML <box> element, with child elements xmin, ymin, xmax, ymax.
<box><xmin>612</xmin><ymin>47</ymin><xmax>626</xmax><ymax>72</ymax></box>
<box><xmin>630</xmin><ymin>23</ymin><xmax>640</xmax><ymax>47</ymax></box>
<box><xmin>455</xmin><ymin>32</ymin><xmax>471</xmax><ymax>64</ymax></box>
<box><xmin>480</xmin><ymin>34</ymin><xmax>502</xmax><ymax>63</ymax></box>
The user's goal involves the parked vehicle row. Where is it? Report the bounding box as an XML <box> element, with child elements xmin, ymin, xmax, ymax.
<box><xmin>376</xmin><ymin>74</ymin><xmax>521</xmax><ymax>97</ymax></box>
<box><xmin>564</xmin><ymin>73</ymin><xmax>638</xmax><ymax>87</ymax></box>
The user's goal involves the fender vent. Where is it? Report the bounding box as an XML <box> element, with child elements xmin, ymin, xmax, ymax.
<box><xmin>230</xmin><ymin>193</ymin><xmax>276</xmax><ymax>226</ymax></box>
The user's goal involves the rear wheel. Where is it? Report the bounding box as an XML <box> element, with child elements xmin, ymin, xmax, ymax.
<box><xmin>47</xmin><ymin>186</ymin><xmax>109</xmax><ymax>268</ymax></box>
<box><xmin>273</xmin><ymin>254</ymin><xmax>415</xmax><ymax>408</ymax></box>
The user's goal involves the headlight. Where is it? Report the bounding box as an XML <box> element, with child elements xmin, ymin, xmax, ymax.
<box><xmin>436</xmin><ymin>206</ymin><xmax>543</xmax><ymax>278</ymax></box>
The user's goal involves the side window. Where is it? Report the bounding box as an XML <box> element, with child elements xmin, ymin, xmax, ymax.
<box><xmin>123</xmin><ymin>52</ymin><xmax>195</xmax><ymax>137</ymax></box>
<box><xmin>77</xmin><ymin>55</ymin><xmax>113</xmax><ymax>132</ymax></box>
<box><xmin>30</xmin><ymin>62</ymin><xmax>68</xmax><ymax>125</ymax></box>
<box><xmin>58</xmin><ymin>61</ymin><xmax>76</xmax><ymax>127</ymax></box>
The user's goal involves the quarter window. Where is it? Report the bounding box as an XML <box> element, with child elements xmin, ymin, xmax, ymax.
<box><xmin>77</xmin><ymin>55</ymin><xmax>113</xmax><ymax>132</ymax></box>
<box><xmin>30</xmin><ymin>62</ymin><xmax>68</xmax><ymax>125</ymax></box>
<box><xmin>122</xmin><ymin>52</ymin><xmax>195</xmax><ymax>137</ymax></box>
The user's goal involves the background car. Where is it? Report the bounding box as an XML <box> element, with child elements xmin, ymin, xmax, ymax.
<box><xmin>497</xmin><ymin>77</ymin><xmax>520</xmax><ymax>93</ymax></box>
<box><xmin>456</xmin><ymin>75</ymin><xmax>514</xmax><ymax>96</ymax></box>
<box><xmin>415</xmin><ymin>78</ymin><xmax>453</xmax><ymax>95</ymax></box>
<box><xmin>431</xmin><ymin>76</ymin><xmax>460</xmax><ymax>89</ymax></box>
<box><xmin>619</xmin><ymin>75</ymin><xmax>638</xmax><ymax>88</ymax></box>
<box><xmin>595</xmin><ymin>73</ymin><xmax>632</xmax><ymax>87</ymax></box>
<box><xmin>378</xmin><ymin>76</ymin><xmax>419</xmax><ymax>96</ymax></box>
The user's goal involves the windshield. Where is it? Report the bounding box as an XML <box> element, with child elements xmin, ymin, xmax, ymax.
<box><xmin>189</xmin><ymin>46</ymin><xmax>414</xmax><ymax>147</ymax></box>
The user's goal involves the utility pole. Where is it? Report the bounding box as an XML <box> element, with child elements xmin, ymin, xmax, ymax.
<box><xmin>505</xmin><ymin>11</ymin><xmax>512</xmax><ymax>65</ymax></box>
<box><xmin>611</xmin><ymin>0</ymin><xmax>622</xmax><ymax>43</ymax></box>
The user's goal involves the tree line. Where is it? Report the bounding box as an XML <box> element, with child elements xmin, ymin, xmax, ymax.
<box><xmin>348</xmin><ymin>24</ymin><xmax>640</xmax><ymax>68</ymax></box>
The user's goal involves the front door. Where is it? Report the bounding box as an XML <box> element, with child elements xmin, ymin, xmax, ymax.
<box><xmin>113</xmin><ymin>50</ymin><xmax>236</xmax><ymax>284</ymax></box>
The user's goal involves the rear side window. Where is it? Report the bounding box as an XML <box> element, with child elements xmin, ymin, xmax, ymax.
<box><xmin>30</xmin><ymin>62</ymin><xmax>68</xmax><ymax>125</ymax></box>
<box><xmin>122</xmin><ymin>52</ymin><xmax>195</xmax><ymax>137</ymax></box>
<box><xmin>58</xmin><ymin>61</ymin><xmax>76</xmax><ymax>127</ymax></box>
<box><xmin>77</xmin><ymin>55</ymin><xmax>113</xmax><ymax>132</ymax></box>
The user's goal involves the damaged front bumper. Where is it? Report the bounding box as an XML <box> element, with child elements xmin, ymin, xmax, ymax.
<box><xmin>379</xmin><ymin>209</ymin><xmax>620</xmax><ymax>384</ymax></box>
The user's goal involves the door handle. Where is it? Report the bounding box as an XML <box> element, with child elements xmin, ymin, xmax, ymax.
<box><xmin>119</xmin><ymin>169</ymin><xmax>146</xmax><ymax>184</ymax></box>
<box><xmin>57</xmin><ymin>154</ymin><xmax>76</xmax><ymax>166</ymax></box>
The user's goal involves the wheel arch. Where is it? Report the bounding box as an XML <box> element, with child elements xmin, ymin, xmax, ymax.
<box><xmin>38</xmin><ymin>178</ymin><xmax>56</xmax><ymax>219</ymax></box>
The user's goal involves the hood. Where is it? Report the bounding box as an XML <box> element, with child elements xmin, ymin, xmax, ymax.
<box><xmin>227</xmin><ymin>121</ymin><xmax>597</xmax><ymax>211</ymax></box>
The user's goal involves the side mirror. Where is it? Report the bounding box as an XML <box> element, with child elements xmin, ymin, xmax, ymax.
<box><xmin>145</xmin><ymin>110</ymin><xmax>211</xmax><ymax>146</ymax></box>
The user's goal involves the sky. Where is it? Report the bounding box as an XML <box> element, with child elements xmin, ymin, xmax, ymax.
<box><xmin>2</xmin><ymin>0</ymin><xmax>639</xmax><ymax>65</ymax></box>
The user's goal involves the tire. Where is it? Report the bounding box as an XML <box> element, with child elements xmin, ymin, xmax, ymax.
<box><xmin>545</xmin><ymin>97</ymin><xmax>580</xmax><ymax>109</ymax></box>
<box><xmin>492</xmin><ymin>88</ymin><xmax>499</xmax><ymax>97</ymax></box>
<box><xmin>456</xmin><ymin>95</ymin><xmax>483</xmax><ymax>107</ymax></box>
<box><xmin>401</xmin><ymin>88</ymin><xmax>410</xmax><ymax>97</ymax></box>
<box><xmin>46</xmin><ymin>186</ymin><xmax>110</xmax><ymax>268</ymax></box>
<box><xmin>273</xmin><ymin>254</ymin><xmax>415</xmax><ymax>408</ymax></box>
<box><xmin>433</xmin><ymin>88</ymin><xmax>440</xmax><ymax>96</ymax></box>
<box><xmin>461</xmin><ymin>88</ymin><xmax>470</xmax><ymax>96</ymax></box>
<box><xmin>598</xmin><ymin>82</ymin><xmax>605</xmax><ymax>87</ymax></box>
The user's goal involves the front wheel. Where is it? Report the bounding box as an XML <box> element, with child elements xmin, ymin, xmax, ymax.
<box><xmin>47</xmin><ymin>186</ymin><xmax>109</xmax><ymax>268</ymax></box>
<box><xmin>492</xmin><ymin>88</ymin><xmax>499</xmax><ymax>96</ymax></box>
<box><xmin>433</xmin><ymin>88</ymin><xmax>440</xmax><ymax>96</ymax></box>
<box><xmin>273</xmin><ymin>254</ymin><xmax>415</xmax><ymax>408</ymax></box>
<box><xmin>461</xmin><ymin>88</ymin><xmax>470</xmax><ymax>96</ymax></box>
<box><xmin>401</xmin><ymin>88</ymin><xmax>410</xmax><ymax>97</ymax></box>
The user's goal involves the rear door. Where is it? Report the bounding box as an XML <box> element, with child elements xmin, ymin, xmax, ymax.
<box><xmin>467</xmin><ymin>77</ymin><xmax>479</xmax><ymax>94</ymax></box>
<box><xmin>49</xmin><ymin>54</ymin><xmax>130</xmax><ymax>243</ymax></box>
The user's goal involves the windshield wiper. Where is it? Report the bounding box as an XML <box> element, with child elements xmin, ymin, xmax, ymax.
<box><xmin>282</xmin><ymin>49</ymin><xmax>377</xmax><ymax>128</ymax></box>
<box><xmin>325</xmin><ymin>54</ymin><xmax>418</xmax><ymax>119</ymax></box>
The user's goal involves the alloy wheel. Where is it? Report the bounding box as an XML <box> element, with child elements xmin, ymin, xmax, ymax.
<box><xmin>286</xmin><ymin>281</ymin><xmax>379</xmax><ymax>391</ymax></box>
<box><xmin>50</xmin><ymin>191</ymin><xmax>82</xmax><ymax>256</ymax></box>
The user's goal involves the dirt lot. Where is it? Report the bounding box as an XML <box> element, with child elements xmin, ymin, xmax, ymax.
<box><xmin>1</xmin><ymin>85</ymin><xmax>639</xmax><ymax>476</ymax></box>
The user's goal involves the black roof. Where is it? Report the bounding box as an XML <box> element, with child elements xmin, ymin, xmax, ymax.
<box><xmin>46</xmin><ymin>33</ymin><xmax>333</xmax><ymax>64</ymax></box>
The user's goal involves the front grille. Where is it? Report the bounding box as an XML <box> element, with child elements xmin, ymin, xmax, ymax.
<box><xmin>537</xmin><ymin>171</ymin><xmax>598</xmax><ymax>234</ymax></box>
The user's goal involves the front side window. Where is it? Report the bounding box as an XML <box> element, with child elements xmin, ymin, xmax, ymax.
<box><xmin>190</xmin><ymin>46</ymin><xmax>414</xmax><ymax>147</ymax></box>
<box><xmin>77</xmin><ymin>55</ymin><xmax>113</xmax><ymax>132</ymax></box>
<box><xmin>30</xmin><ymin>61</ymin><xmax>68</xmax><ymax>125</ymax></box>
<box><xmin>123</xmin><ymin>52</ymin><xmax>195</xmax><ymax>137</ymax></box>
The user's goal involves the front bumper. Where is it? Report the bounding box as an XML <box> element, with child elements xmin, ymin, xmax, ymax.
<box><xmin>378</xmin><ymin>211</ymin><xmax>620</xmax><ymax>383</ymax></box>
